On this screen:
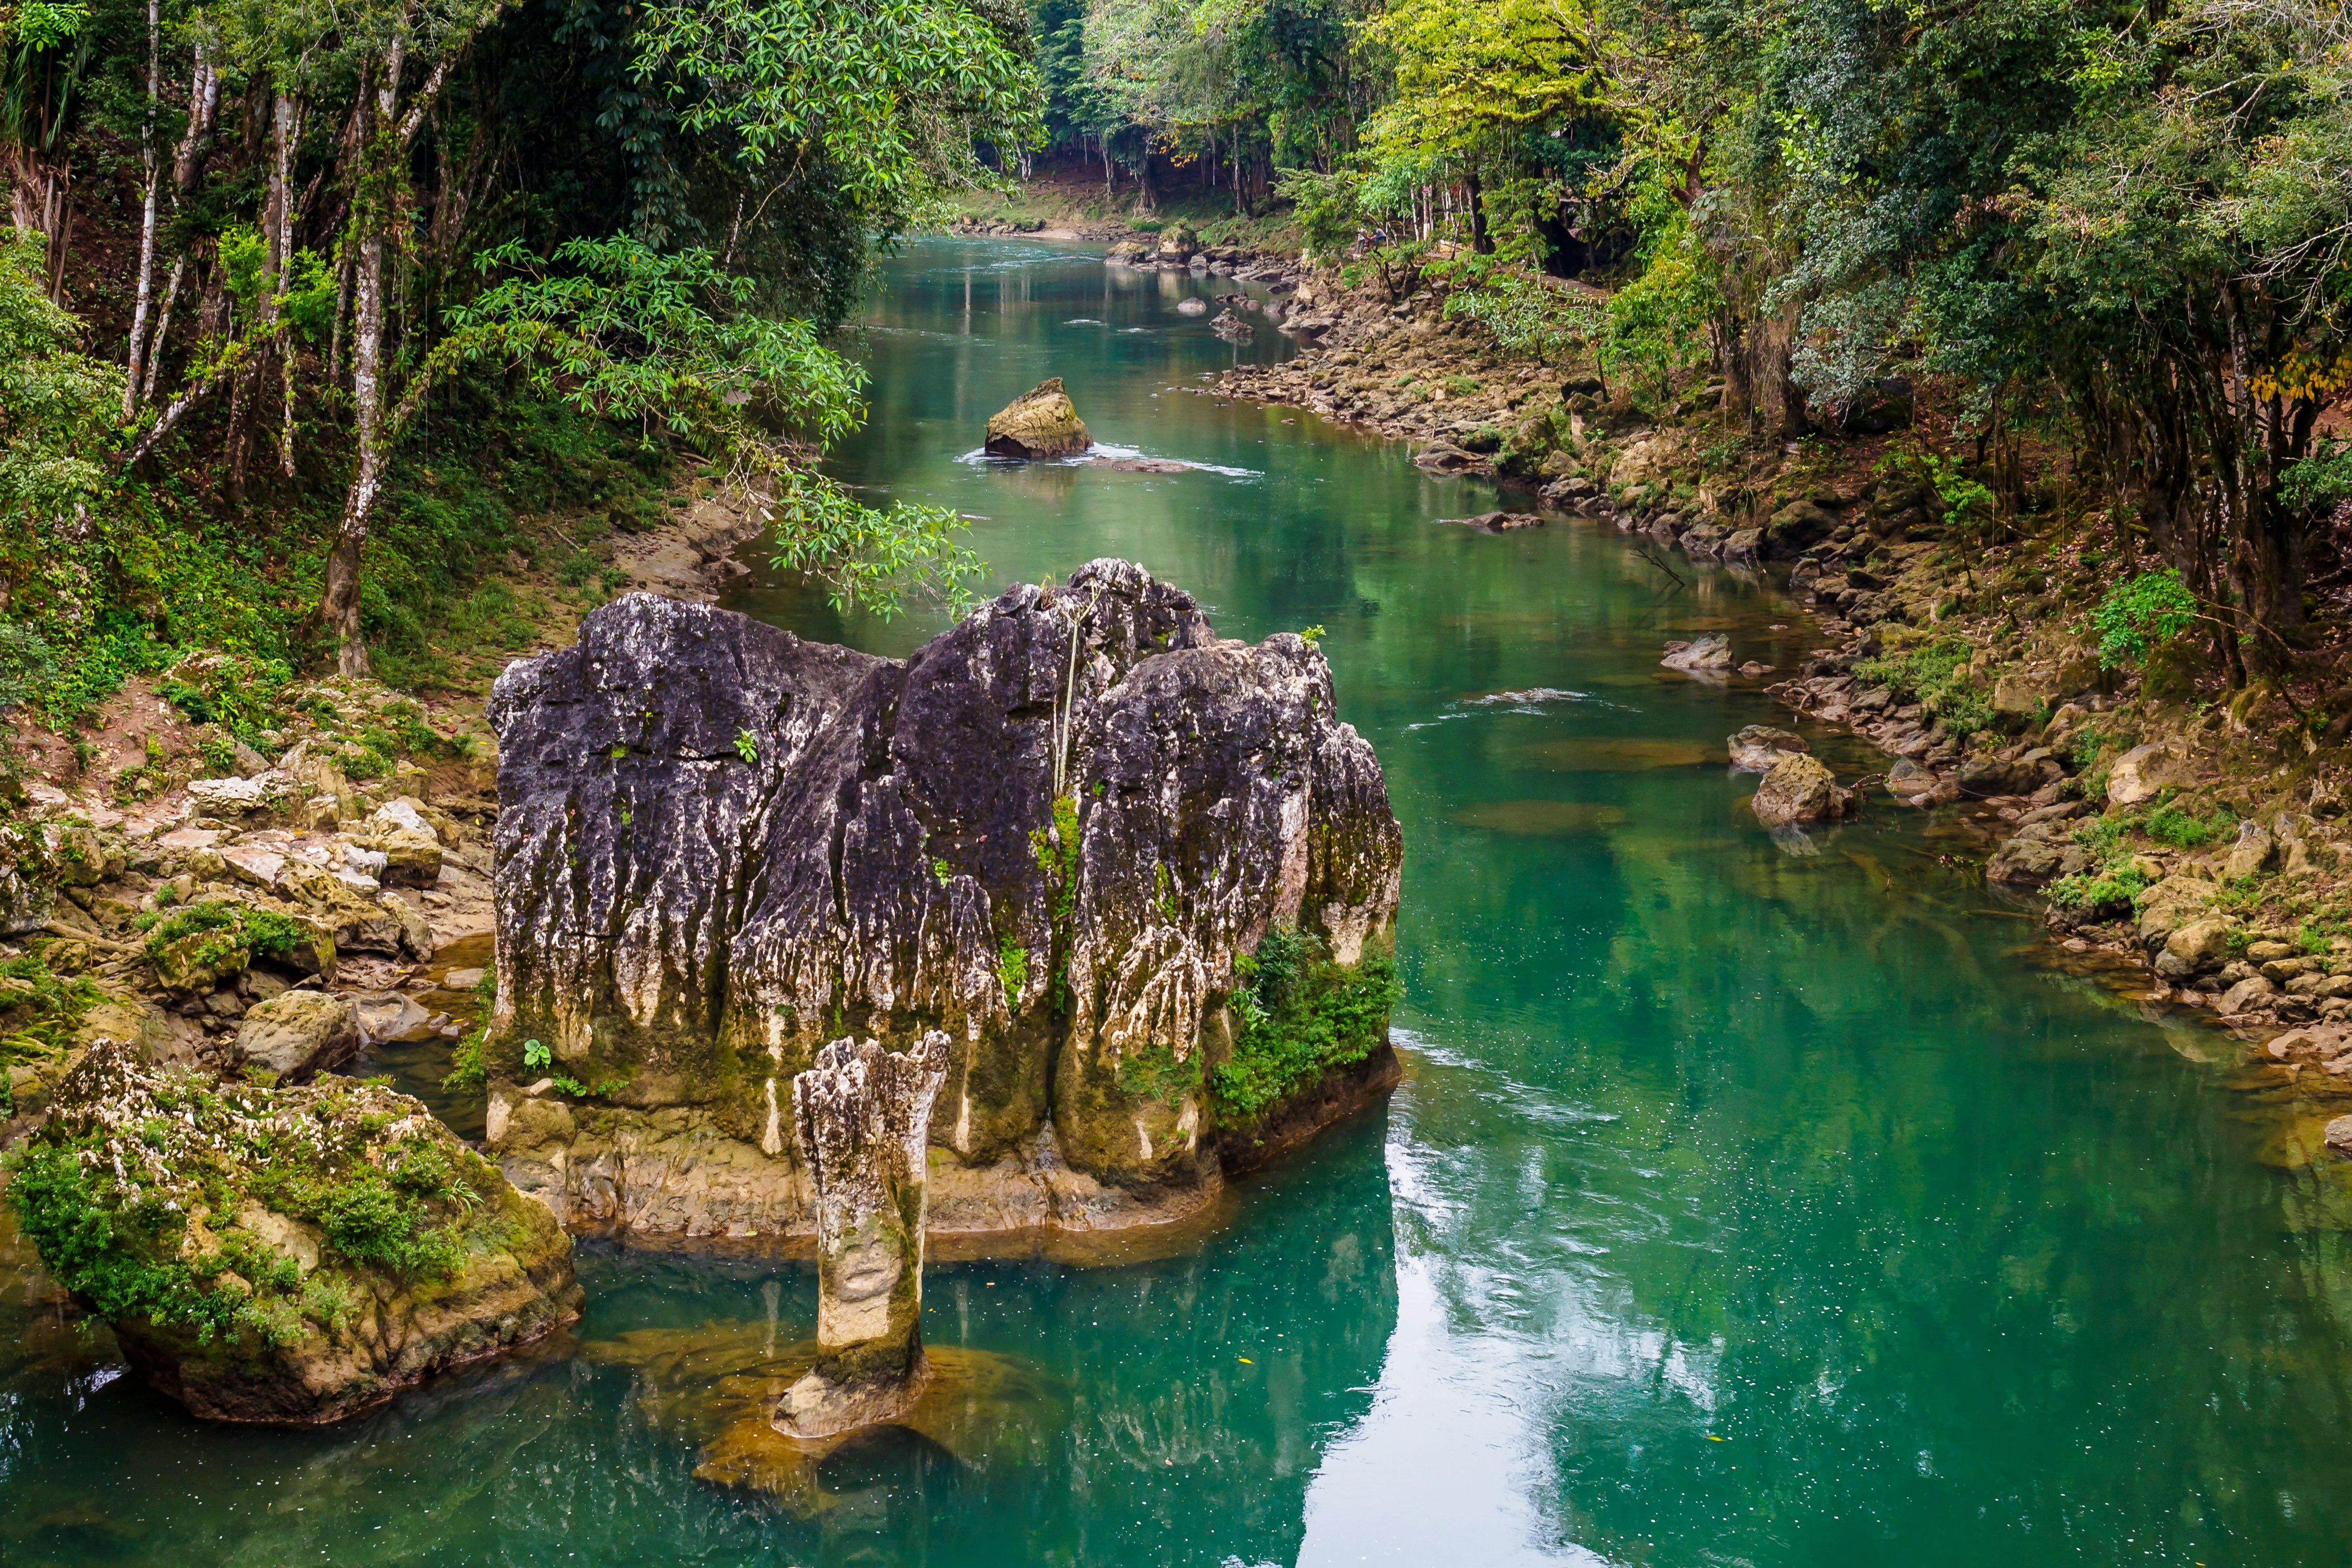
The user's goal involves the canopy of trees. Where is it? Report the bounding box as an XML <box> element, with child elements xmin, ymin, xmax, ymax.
<box><xmin>1</xmin><ymin>0</ymin><xmax>1038</xmax><ymax>676</ymax></box>
<box><xmin>1038</xmin><ymin>0</ymin><xmax>2350</xmax><ymax>683</ymax></box>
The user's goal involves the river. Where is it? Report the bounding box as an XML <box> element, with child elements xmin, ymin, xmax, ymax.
<box><xmin>6</xmin><ymin>237</ymin><xmax>2352</xmax><ymax>1566</ymax></box>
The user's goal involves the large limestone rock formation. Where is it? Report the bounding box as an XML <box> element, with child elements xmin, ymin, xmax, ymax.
<box><xmin>775</xmin><ymin>1032</ymin><xmax>950</xmax><ymax>1437</ymax></box>
<box><xmin>484</xmin><ymin>562</ymin><xmax>1402</xmax><ymax>1241</ymax></box>
<box><xmin>984</xmin><ymin>377</ymin><xmax>1094</xmax><ymax>458</ymax></box>
<box><xmin>9</xmin><ymin>1042</ymin><xmax>581</xmax><ymax>1423</ymax></box>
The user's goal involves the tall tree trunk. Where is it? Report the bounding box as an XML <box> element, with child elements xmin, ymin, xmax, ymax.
<box><xmin>122</xmin><ymin>0</ymin><xmax>162</xmax><ymax>421</ymax></box>
<box><xmin>323</xmin><ymin>30</ymin><xmax>463</xmax><ymax>674</ymax></box>
<box><xmin>1467</xmin><ymin>166</ymin><xmax>1492</xmax><ymax>255</ymax></box>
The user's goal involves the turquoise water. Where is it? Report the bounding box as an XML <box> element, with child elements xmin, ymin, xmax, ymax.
<box><xmin>8</xmin><ymin>238</ymin><xmax>2352</xmax><ymax>1565</ymax></box>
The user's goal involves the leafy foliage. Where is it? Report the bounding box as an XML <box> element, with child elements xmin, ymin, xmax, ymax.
<box><xmin>1211</xmin><ymin>925</ymin><xmax>1398</xmax><ymax>1120</ymax></box>
<box><xmin>2093</xmin><ymin>571</ymin><xmax>2200</xmax><ymax>670</ymax></box>
<box><xmin>5</xmin><ymin>1054</ymin><xmax>498</xmax><ymax>1350</ymax></box>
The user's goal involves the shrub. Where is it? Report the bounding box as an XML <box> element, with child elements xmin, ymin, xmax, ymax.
<box><xmin>1211</xmin><ymin>927</ymin><xmax>1399</xmax><ymax>1121</ymax></box>
<box><xmin>1852</xmin><ymin>639</ymin><xmax>1994</xmax><ymax>739</ymax></box>
<box><xmin>2093</xmin><ymin>570</ymin><xmax>2199</xmax><ymax>668</ymax></box>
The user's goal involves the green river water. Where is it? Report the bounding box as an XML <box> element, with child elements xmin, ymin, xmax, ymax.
<box><xmin>8</xmin><ymin>237</ymin><xmax>2352</xmax><ymax>1566</ymax></box>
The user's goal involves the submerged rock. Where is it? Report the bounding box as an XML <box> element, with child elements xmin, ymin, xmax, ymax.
<box><xmin>984</xmin><ymin>377</ymin><xmax>1094</xmax><ymax>458</ymax></box>
<box><xmin>484</xmin><ymin>566</ymin><xmax>1403</xmax><ymax>1241</ymax></box>
<box><xmin>776</xmin><ymin>1033</ymin><xmax>950</xmax><ymax>1438</ymax></box>
<box><xmin>1441</xmin><ymin>511</ymin><xmax>1544</xmax><ymax>532</ymax></box>
<box><xmin>7</xmin><ymin>1042</ymin><xmax>581</xmax><ymax>1423</ymax></box>
<box><xmin>1727</xmin><ymin>725</ymin><xmax>1807</xmax><ymax>773</ymax></box>
<box><xmin>1752</xmin><ymin>753</ymin><xmax>1856</xmax><ymax>827</ymax></box>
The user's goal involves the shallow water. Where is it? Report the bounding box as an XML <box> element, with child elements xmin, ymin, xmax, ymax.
<box><xmin>11</xmin><ymin>239</ymin><xmax>2352</xmax><ymax>1565</ymax></box>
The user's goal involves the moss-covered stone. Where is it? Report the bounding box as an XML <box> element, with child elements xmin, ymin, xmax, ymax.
<box><xmin>5</xmin><ymin>1042</ymin><xmax>580</xmax><ymax>1424</ymax></box>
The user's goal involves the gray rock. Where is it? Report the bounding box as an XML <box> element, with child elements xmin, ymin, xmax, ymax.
<box><xmin>234</xmin><ymin>990</ymin><xmax>358</xmax><ymax>1082</ymax></box>
<box><xmin>1988</xmin><ymin>835</ymin><xmax>2068</xmax><ymax>888</ymax></box>
<box><xmin>2107</xmin><ymin>740</ymin><xmax>2191</xmax><ymax>806</ymax></box>
<box><xmin>2328</xmin><ymin>1116</ymin><xmax>2352</xmax><ymax>1159</ymax></box>
<box><xmin>775</xmin><ymin>1032</ymin><xmax>951</xmax><ymax>1439</ymax></box>
<box><xmin>2220</xmin><ymin>975</ymin><xmax>2277</xmax><ymax>1014</ymax></box>
<box><xmin>484</xmin><ymin>570</ymin><xmax>1403</xmax><ymax>1235</ymax></box>
<box><xmin>350</xmin><ymin>990</ymin><xmax>434</xmax><ymax>1044</ymax></box>
<box><xmin>1662</xmin><ymin>634</ymin><xmax>1732</xmax><ymax>671</ymax></box>
<box><xmin>984</xmin><ymin>377</ymin><xmax>1093</xmax><ymax>458</ymax></box>
<box><xmin>1728</xmin><ymin>726</ymin><xmax>1808</xmax><ymax>772</ymax></box>
<box><xmin>1722</xmin><ymin>528</ymin><xmax>1764</xmax><ymax>564</ymax></box>
<box><xmin>2222</xmin><ymin>822</ymin><xmax>2276</xmax><ymax>880</ymax></box>
<box><xmin>2162</xmin><ymin>915</ymin><xmax>2235</xmax><ymax>974</ymax></box>
<box><xmin>1753</xmin><ymin>754</ymin><xmax>1854</xmax><ymax>827</ymax></box>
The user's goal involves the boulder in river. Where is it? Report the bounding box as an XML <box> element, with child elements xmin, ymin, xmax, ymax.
<box><xmin>7</xmin><ymin>1042</ymin><xmax>581</xmax><ymax>1423</ymax></box>
<box><xmin>1752</xmin><ymin>753</ymin><xmax>1856</xmax><ymax>827</ymax></box>
<box><xmin>984</xmin><ymin>377</ymin><xmax>1094</xmax><ymax>458</ymax></box>
<box><xmin>1662</xmin><ymin>634</ymin><xmax>1732</xmax><ymax>672</ymax></box>
<box><xmin>483</xmin><ymin>565</ymin><xmax>1403</xmax><ymax>1241</ymax></box>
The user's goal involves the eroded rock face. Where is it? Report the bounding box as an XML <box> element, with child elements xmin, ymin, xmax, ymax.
<box><xmin>485</xmin><ymin>564</ymin><xmax>1403</xmax><ymax>1239</ymax></box>
<box><xmin>9</xmin><ymin>1042</ymin><xmax>581</xmax><ymax>1424</ymax></box>
<box><xmin>776</xmin><ymin>1032</ymin><xmax>950</xmax><ymax>1438</ymax></box>
<box><xmin>984</xmin><ymin>377</ymin><xmax>1094</xmax><ymax>458</ymax></box>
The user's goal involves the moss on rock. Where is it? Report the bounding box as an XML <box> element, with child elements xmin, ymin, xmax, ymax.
<box><xmin>5</xmin><ymin>1042</ymin><xmax>580</xmax><ymax>1422</ymax></box>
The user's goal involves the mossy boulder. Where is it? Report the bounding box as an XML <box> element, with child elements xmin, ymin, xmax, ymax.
<box><xmin>141</xmin><ymin>898</ymin><xmax>334</xmax><ymax>997</ymax></box>
<box><xmin>5</xmin><ymin>1042</ymin><xmax>581</xmax><ymax>1423</ymax></box>
<box><xmin>984</xmin><ymin>377</ymin><xmax>1094</xmax><ymax>458</ymax></box>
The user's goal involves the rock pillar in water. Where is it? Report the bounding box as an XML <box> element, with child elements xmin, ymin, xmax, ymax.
<box><xmin>776</xmin><ymin>1030</ymin><xmax>952</xmax><ymax>1438</ymax></box>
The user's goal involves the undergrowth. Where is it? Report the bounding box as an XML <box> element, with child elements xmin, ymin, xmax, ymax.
<box><xmin>1211</xmin><ymin>926</ymin><xmax>1398</xmax><ymax>1121</ymax></box>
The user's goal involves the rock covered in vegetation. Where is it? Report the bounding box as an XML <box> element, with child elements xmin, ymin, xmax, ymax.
<box><xmin>776</xmin><ymin>1033</ymin><xmax>950</xmax><ymax>1438</ymax></box>
<box><xmin>984</xmin><ymin>377</ymin><xmax>1094</xmax><ymax>458</ymax></box>
<box><xmin>5</xmin><ymin>1042</ymin><xmax>581</xmax><ymax>1423</ymax></box>
<box><xmin>483</xmin><ymin>566</ymin><xmax>1403</xmax><ymax>1240</ymax></box>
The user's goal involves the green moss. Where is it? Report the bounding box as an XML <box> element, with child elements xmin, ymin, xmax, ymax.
<box><xmin>1115</xmin><ymin>1036</ymin><xmax>1202</xmax><ymax>1103</ymax></box>
<box><xmin>1211</xmin><ymin>927</ymin><xmax>1399</xmax><ymax>1122</ymax></box>
<box><xmin>5</xmin><ymin>1068</ymin><xmax>500</xmax><ymax>1351</ymax></box>
<box><xmin>1029</xmin><ymin>794</ymin><xmax>1082</xmax><ymax>1006</ymax></box>
<box><xmin>0</xmin><ymin>952</ymin><xmax>102</xmax><ymax>1069</ymax></box>
<box><xmin>441</xmin><ymin>965</ymin><xmax>498</xmax><ymax>1090</ymax></box>
<box><xmin>2143</xmin><ymin>799</ymin><xmax>2233</xmax><ymax>849</ymax></box>
<box><xmin>139</xmin><ymin>900</ymin><xmax>313</xmax><ymax>972</ymax></box>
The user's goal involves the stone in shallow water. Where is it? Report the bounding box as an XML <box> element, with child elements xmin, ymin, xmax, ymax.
<box><xmin>581</xmin><ymin>1322</ymin><xmax>1068</xmax><ymax>1518</ymax></box>
<box><xmin>984</xmin><ymin>376</ymin><xmax>1093</xmax><ymax>457</ymax></box>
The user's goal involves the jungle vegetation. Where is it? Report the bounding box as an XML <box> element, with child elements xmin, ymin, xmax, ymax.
<box><xmin>0</xmin><ymin>0</ymin><xmax>2345</xmax><ymax>710</ymax></box>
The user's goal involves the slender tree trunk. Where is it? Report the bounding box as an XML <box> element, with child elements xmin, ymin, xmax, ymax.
<box><xmin>122</xmin><ymin>0</ymin><xmax>162</xmax><ymax>421</ymax></box>
<box><xmin>271</xmin><ymin>87</ymin><xmax>299</xmax><ymax>477</ymax></box>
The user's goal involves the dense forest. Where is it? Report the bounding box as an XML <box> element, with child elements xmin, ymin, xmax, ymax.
<box><xmin>0</xmin><ymin>0</ymin><xmax>2346</xmax><ymax>718</ymax></box>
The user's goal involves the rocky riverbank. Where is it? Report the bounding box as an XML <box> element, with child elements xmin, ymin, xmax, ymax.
<box><xmin>1206</xmin><ymin>247</ymin><xmax>2352</xmax><ymax>1146</ymax></box>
